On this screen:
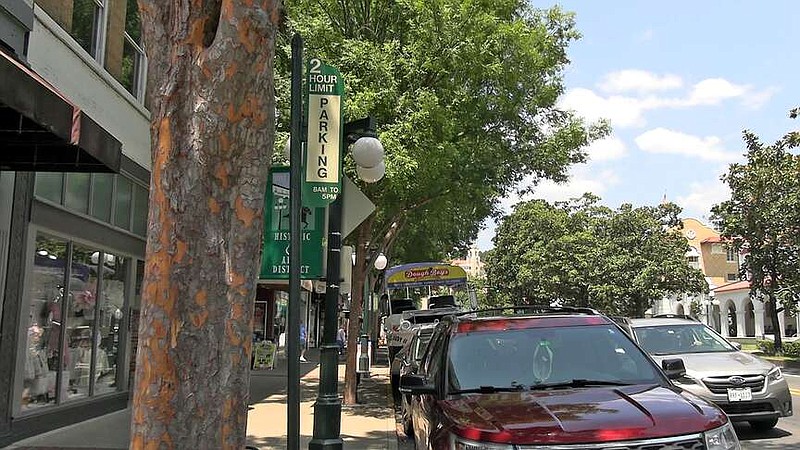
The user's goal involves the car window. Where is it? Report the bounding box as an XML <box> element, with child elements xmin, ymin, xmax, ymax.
<box><xmin>634</xmin><ymin>324</ymin><xmax>734</xmax><ymax>355</ymax></box>
<box><xmin>447</xmin><ymin>325</ymin><xmax>660</xmax><ymax>391</ymax></box>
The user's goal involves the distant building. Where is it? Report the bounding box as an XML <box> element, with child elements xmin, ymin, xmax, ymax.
<box><xmin>652</xmin><ymin>218</ymin><xmax>798</xmax><ymax>338</ymax></box>
<box><xmin>451</xmin><ymin>244</ymin><xmax>485</xmax><ymax>279</ymax></box>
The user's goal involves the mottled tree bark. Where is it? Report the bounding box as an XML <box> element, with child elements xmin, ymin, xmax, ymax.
<box><xmin>343</xmin><ymin>218</ymin><xmax>372</xmax><ymax>405</ymax></box>
<box><xmin>130</xmin><ymin>1</ymin><xmax>280</xmax><ymax>448</ymax></box>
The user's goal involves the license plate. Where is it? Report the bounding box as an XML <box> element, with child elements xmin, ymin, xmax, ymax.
<box><xmin>727</xmin><ymin>387</ymin><xmax>752</xmax><ymax>402</ymax></box>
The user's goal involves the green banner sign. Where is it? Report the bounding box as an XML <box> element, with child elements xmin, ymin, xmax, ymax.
<box><xmin>304</xmin><ymin>58</ymin><xmax>345</xmax><ymax>207</ymax></box>
<box><xmin>260</xmin><ymin>166</ymin><xmax>324</xmax><ymax>280</ymax></box>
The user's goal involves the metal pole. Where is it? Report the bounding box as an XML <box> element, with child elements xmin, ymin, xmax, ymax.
<box><xmin>287</xmin><ymin>33</ymin><xmax>303</xmax><ymax>450</ymax></box>
<box><xmin>309</xmin><ymin>193</ymin><xmax>344</xmax><ymax>450</ymax></box>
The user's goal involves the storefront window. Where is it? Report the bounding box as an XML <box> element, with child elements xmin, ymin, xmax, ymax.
<box><xmin>65</xmin><ymin>244</ymin><xmax>99</xmax><ymax>401</ymax></box>
<box><xmin>22</xmin><ymin>234</ymin><xmax>68</xmax><ymax>411</ymax></box>
<box><xmin>132</xmin><ymin>184</ymin><xmax>148</xmax><ymax>237</ymax></box>
<box><xmin>127</xmin><ymin>260</ymin><xmax>143</xmax><ymax>393</ymax></box>
<box><xmin>95</xmin><ymin>252</ymin><xmax>127</xmax><ymax>395</ymax></box>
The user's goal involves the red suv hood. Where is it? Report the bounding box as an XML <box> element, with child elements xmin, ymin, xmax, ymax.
<box><xmin>441</xmin><ymin>385</ymin><xmax>726</xmax><ymax>445</ymax></box>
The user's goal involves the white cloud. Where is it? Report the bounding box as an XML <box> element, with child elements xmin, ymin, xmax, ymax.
<box><xmin>634</xmin><ymin>128</ymin><xmax>740</xmax><ymax>162</ymax></box>
<box><xmin>558</xmin><ymin>88</ymin><xmax>650</xmax><ymax>128</ymax></box>
<box><xmin>585</xmin><ymin>136</ymin><xmax>627</xmax><ymax>161</ymax></box>
<box><xmin>741</xmin><ymin>86</ymin><xmax>780</xmax><ymax>109</ymax></box>
<box><xmin>599</xmin><ymin>70</ymin><xmax>683</xmax><ymax>94</ymax></box>
<box><xmin>532</xmin><ymin>166</ymin><xmax>620</xmax><ymax>204</ymax></box>
<box><xmin>686</xmin><ymin>78</ymin><xmax>749</xmax><ymax>106</ymax></box>
<box><xmin>561</xmin><ymin>75</ymin><xmax>775</xmax><ymax>129</ymax></box>
<box><xmin>676</xmin><ymin>179</ymin><xmax>731</xmax><ymax>220</ymax></box>
<box><xmin>638</xmin><ymin>29</ymin><xmax>655</xmax><ymax>42</ymax></box>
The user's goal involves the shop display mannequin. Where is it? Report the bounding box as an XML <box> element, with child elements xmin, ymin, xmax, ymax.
<box><xmin>23</xmin><ymin>325</ymin><xmax>48</xmax><ymax>405</ymax></box>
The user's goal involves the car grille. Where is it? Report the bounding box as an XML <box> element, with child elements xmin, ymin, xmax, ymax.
<box><xmin>702</xmin><ymin>375</ymin><xmax>765</xmax><ymax>394</ymax></box>
<box><xmin>719</xmin><ymin>402</ymin><xmax>774</xmax><ymax>415</ymax></box>
<box><xmin>518</xmin><ymin>433</ymin><xmax>705</xmax><ymax>450</ymax></box>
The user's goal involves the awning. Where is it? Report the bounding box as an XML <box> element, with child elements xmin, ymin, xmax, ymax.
<box><xmin>385</xmin><ymin>262</ymin><xmax>468</xmax><ymax>289</ymax></box>
<box><xmin>0</xmin><ymin>49</ymin><xmax>121</xmax><ymax>172</ymax></box>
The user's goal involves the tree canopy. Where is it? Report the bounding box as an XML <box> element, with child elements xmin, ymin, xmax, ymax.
<box><xmin>277</xmin><ymin>0</ymin><xmax>606</xmax><ymax>261</ymax></box>
<box><xmin>711</xmin><ymin>126</ymin><xmax>800</xmax><ymax>351</ymax></box>
<box><xmin>485</xmin><ymin>195</ymin><xmax>706</xmax><ymax>316</ymax></box>
<box><xmin>277</xmin><ymin>0</ymin><xmax>604</xmax><ymax>403</ymax></box>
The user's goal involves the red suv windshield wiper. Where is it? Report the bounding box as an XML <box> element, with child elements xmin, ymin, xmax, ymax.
<box><xmin>529</xmin><ymin>379</ymin><xmax>635</xmax><ymax>390</ymax></box>
<box><xmin>451</xmin><ymin>384</ymin><xmax>528</xmax><ymax>394</ymax></box>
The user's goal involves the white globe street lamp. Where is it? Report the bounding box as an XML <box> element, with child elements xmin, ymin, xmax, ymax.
<box><xmin>351</xmin><ymin>136</ymin><xmax>384</xmax><ymax>169</ymax></box>
<box><xmin>373</xmin><ymin>253</ymin><xmax>388</xmax><ymax>271</ymax></box>
<box><xmin>355</xmin><ymin>160</ymin><xmax>385</xmax><ymax>184</ymax></box>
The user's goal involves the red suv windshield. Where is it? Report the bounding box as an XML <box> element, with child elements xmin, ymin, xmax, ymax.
<box><xmin>448</xmin><ymin>324</ymin><xmax>662</xmax><ymax>392</ymax></box>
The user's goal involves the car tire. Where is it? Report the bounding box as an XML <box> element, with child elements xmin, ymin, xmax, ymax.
<box><xmin>749</xmin><ymin>417</ymin><xmax>779</xmax><ymax>431</ymax></box>
<box><xmin>402</xmin><ymin>395</ymin><xmax>414</xmax><ymax>436</ymax></box>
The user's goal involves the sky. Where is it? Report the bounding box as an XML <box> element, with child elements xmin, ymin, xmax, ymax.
<box><xmin>476</xmin><ymin>0</ymin><xmax>800</xmax><ymax>250</ymax></box>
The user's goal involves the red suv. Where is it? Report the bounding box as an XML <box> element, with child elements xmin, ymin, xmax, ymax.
<box><xmin>400</xmin><ymin>307</ymin><xmax>741</xmax><ymax>449</ymax></box>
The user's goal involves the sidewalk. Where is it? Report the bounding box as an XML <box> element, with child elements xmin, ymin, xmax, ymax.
<box><xmin>5</xmin><ymin>348</ymin><xmax>397</xmax><ymax>450</ymax></box>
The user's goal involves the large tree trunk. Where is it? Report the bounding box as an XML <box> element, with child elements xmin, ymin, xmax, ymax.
<box><xmin>343</xmin><ymin>219</ymin><xmax>372</xmax><ymax>404</ymax></box>
<box><xmin>131</xmin><ymin>2</ymin><xmax>279</xmax><ymax>448</ymax></box>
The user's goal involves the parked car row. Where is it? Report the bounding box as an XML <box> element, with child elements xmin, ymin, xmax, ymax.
<box><xmin>389</xmin><ymin>306</ymin><xmax>792</xmax><ymax>450</ymax></box>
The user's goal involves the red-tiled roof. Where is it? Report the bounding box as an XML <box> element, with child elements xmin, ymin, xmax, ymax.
<box><xmin>701</xmin><ymin>236</ymin><xmax>728</xmax><ymax>243</ymax></box>
<box><xmin>713</xmin><ymin>280</ymin><xmax>750</xmax><ymax>293</ymax></box>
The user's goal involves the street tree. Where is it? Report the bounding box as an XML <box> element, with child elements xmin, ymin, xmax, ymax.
<box><xmin>712</xmin><ymin>127</ymin><xmax>800</xmax><ymax>353</ymax></box>
<box><xmin>279</xmin><ymin>0</ymin><xmax>605</xmax><ymax>404</ymax></box>
<box><xmin>485</xmin><ymin>195</ymin><xmax>706</xmax><ymax>316</ymax></box>
<box><xmin>130</xmin><ymin>2</ymin><xmax>280</xmax><ymax>448</ymax></box>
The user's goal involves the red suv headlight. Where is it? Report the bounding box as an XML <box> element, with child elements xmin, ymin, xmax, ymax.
<box><xmin>450</xmin><ymin>433</ymin><xmax>514</xmax><ymax>450</ymax></box>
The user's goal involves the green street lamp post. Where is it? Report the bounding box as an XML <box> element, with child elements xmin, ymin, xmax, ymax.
<box><xmin>309</xmin><ymin>117</ymin><xmax>384</xmax><ymax>450</ymax></box>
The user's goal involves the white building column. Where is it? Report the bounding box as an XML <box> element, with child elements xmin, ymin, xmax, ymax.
<box><xmin>779</xmin><ymin>311</ymin><xmax>787</xmax><ymax>338</ymax></box>
<box><xmin>719</xmin><ymin>309</ymin><xmax>729</xmax><ymax>337</ymax></box>
<box><xmin>754</xmin><ymin>303</ymin><xmax>765</xmax><ymax>338</ymax></box>
<box><xmin>736</xmin><ymin>311</ymin><xmax>747</xmax><ymax>338</ymax></box>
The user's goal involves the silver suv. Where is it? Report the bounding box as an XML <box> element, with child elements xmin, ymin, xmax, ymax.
<box><xmin>628</xmin><ymin>317</ymin><xmax>792</xmax><ymax>430</ymax></box>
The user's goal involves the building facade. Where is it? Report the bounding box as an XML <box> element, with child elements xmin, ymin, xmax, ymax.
<box><xmin>451</xmin><ymin>244</ymin><xmax>485</xmax><ymax>279</ymax></box>
<box><xmin>0</xmin><ymin>0</ymin><xmax>152</xmax><ymax>444</ymax></box>
<box><xmin>652</xmin><ymin>218</ymin><xmax>798</xmax><ymax>339</ymax></box>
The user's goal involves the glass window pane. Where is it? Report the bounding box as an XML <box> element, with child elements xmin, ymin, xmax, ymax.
<box><xmin>124</xmin><ymin>0</ymin><xmax>141</xmax><ymax>44</ymax></box>
<box><xmin>22</xmin><ymin>234</ymin><xmax>68</xmax><ymax>411</ymax></box>
<box><xmin>65</xmin><ymin>243</ymin><xmax>99</xmax><ymax>401</ymax></box>
<box><xmin>35</xmin><ymin>173</ymin><xmax>64</xmax><ymax>204</ymax></box>
<box><xmin>71</xmin><ymin>0</ymin><xmax>100</xmax><ymax>57</ymax></box>
<box><xmin>121</xmin><ymin>37</ymin><xmax>139</xmax><ymax>96</ymax></box>
<box><xmin>91</xmin><ymin>173</ymin><xmax>114</xmax><ymax>222</ymax></box>
<box><xmin>65</xmin><ymin>173</ymin><xmax>91</xmax><ymax>214</ymax></box>
<box><xmin>114</xmin><ymin>176</ymin><xmax>132</xmax><ymax>229</ymax></box>
<box><xmin>128</xmin><ymin>260</ymin><xmax>144</xmax><ymax>391</ymax></box>
<box><xmin>132</xmin><ymin>184</ymin><xmax>148</xmax><ymax>236</ymax></box>
<box><xmin>95</xmin><ymin>253</ymin><xmax>127</xmax><ymax>395</ymax></box>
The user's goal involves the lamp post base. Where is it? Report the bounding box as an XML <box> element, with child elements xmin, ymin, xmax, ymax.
<box><xmin>309</xmin><ymin>343</ymin><xmax>343</xmax><ymax>450</ymax></box>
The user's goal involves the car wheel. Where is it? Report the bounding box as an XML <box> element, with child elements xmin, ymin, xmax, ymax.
<box><xmin>402</xmin><ymin>395</ymin><xmax>414</xmax><ymax>436</ymax></box>
<box><xmin>749</xmin><ymin>417</ymin><xmax>779</xmax><ymax>431</ymax></box>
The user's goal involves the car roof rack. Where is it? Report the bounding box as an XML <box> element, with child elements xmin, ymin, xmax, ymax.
<box><xmin>453</xmin><ymin>305</ymin><xmax>601</xmax><ymax>318</ymax></box>
<box><xmin>652</xmin><ymin>314</ymin><xmax>699</xmax><ymax>322</ymax></box>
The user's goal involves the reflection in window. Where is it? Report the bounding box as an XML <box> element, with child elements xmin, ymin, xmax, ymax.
<box><xmin>34</xmin><ymin>173</ymin><xmax>64</xmax><ymax>204</ymax></box>
<box><xmin>132</xmin><ymin>184</ymin><xmax>148</xmax><ymax>237</ymax></box>
<box><xmin>65</xmin><ymin>173</ymin><xmax>91</xmax><ymax>214</ymax></box>
<box><xmin>114</xmin><ymin>176</ymin><xmax>132</xmax><ymax>230</ymax></box>
<box><xmin>128</xmin><ymin>260</ymin><xmax>144</xmax><ymax>392</ymax></box>
<box><xmin>22</xmin><ymin>234</ymin><xmax>68</xmax><ymax>410</ymax></box>
<box><xmin>119</xmin><ymin>0</ymin><xmax>145</xmax><ymax>100</ymax></box>
<box><xmin>91</xmin><ymin>173</ymin><xmax>114</xmax><ymax>222</ymax></box>
<box><xmin>65</xmin><ymin>244</ymin><xmax>99</xmax><ymax>401</ymax></box>
<box><xmin>70</xmin><ymin>0</ymin><xmax>104</xmax><ymax>57</ymax></box>
<box><xmin>95</xmin><ymin>252</ymin><xmax>127</xmax><ymax>395</ymax></box>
